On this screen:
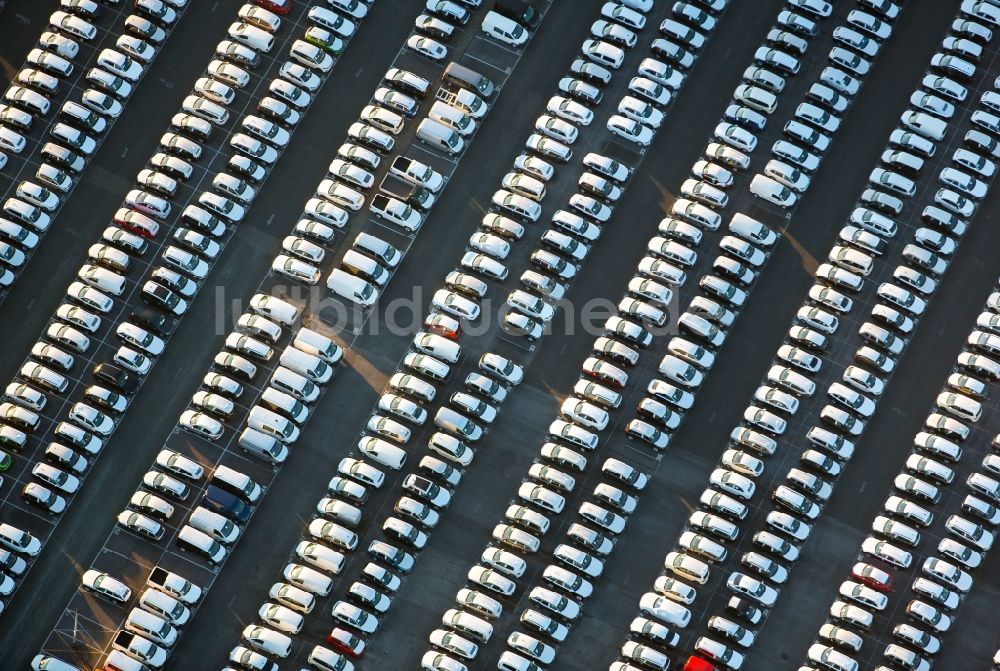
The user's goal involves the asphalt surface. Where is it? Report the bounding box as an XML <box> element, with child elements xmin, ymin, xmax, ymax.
<box><xmin>1</xmin><ymin>0</ymin><xmax>999</xmax><ymax>669</ymax></box>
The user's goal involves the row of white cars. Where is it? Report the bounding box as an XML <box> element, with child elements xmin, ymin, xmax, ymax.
<box><xmin>799</xmin><ymin>275</ymin><xmax>1000</xmax><ymax>671</ymax></box>
<box><xmin>790</xmin><ymin>39</ymin><xmax>1000</xmax><ymax>663</ymax></box>
<box><xmin>318</xmin><ymin>61</ymin><xmax>471</xmax><ymax>302</ymax></box>
<box><xmin>0</xmin><ymin>0</ymin><xmax>302</xmax><ymax>538</ymax></box>
<box><xmin>213</xmin><ymin>340</ymin><xmax>526</xmax><ymax>671</ymax></box>
<box><xmin>494</xmin><ymin>0</ymin><xmax>728</xmax><ymax>346</ymax></box>
<box><xmin>391</xmin><ymin>3</ymin><xmax>695</xmax><ymax>668</ymax></box>
<box><xmin>404</xmin><ymin>1</ymin><xmax>750</xmax><ymax>670</ymax></box>
<box><xmin>800</xmin><ymin>289</ymin><xmax>1000</xmax><ymax>671</ymax></box>
<box><xmin>230</xmin><ymin>3</ymin><xmax>653</xmax><ymax>668</ymax></box>
<box><xmin>0</xmin><ymin>0</ymin><xmax>186</xmax><ymax>294</ymax></box>
<box><xmin>79</xmin><ymin>0</ymin><xmax>382</xmax><ymax>666</ymax></box>
<box><xmin>601</xmin><ymin>0</ymin><xmax>910</xmax><ymax>668</ymax></box>
<box><xmin>293</xmin><ymin>7</ymin><xmax>655</xmax><ymax>667</ymax></box>
<box><xmin>491</xmin><ymin>0</ymin><xmax>677</xmax><ymax>344</ymax></box>
<box><xmin>0</xmin><ymin>0</ymin><xmax>362</xmax><ymax>636</ymax></box>
<box><xmin>747</xmin><ymin>1</ymin><xmax>909</xmax><ymax>209</ymax></box>
<box><xmin>0</xmin><ymin>0</ymin><xmax>198</xmax><ymax>612</ymax></box>
<box><xmin>625</xmin><ymin>5</ymin><xmax>998</xmax><ymax>670</ymax></box>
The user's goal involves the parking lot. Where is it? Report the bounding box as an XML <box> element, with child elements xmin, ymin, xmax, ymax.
<box><xmin>2</xmin><ymin>0</ymin><xmax>1000</xmax><ymax>670</ymax></box>
<box><xmin>0</xmin><ymin>0</ymin><xmax>191</xmax><ymax>301</ymax></box>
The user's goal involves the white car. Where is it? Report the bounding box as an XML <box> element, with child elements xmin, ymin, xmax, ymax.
<box><xmin>428</xmin><ymin>629</ymin><xmax>478</xmax><ymax>660</ymax></box>
<box><xmin>529</xmin><ymin>587</ymin><xmax>580</xmax><ymax>620</ymax></box>
<box><xmin>630</xmin><ymin>75</ymin><xmax>671</xmax><ymax>106</ymax></box>
<box><xmin>620</xmin><ymin>95</ymin><xmax>665</xmax><ymax>128</ymax></box>
<box><xmin>69</xmin><ymin>402</ymin><xmax>114</xmax><ymax>435</ymax></box>
<box><xmin>179</xmin><ymin>410</ymin><xmax>223</xmax><ymax>439</ymax></box>
<box><xmin>258</xmin><ymin>602</ymin><xmax>304</xmax><ymax>635</ymax></box>
<box><xmin>716</xmin><ymin>122</ymin><xmax>757</xmax><ymax>152</ymax></box>
<box><xmin>727</xmin><ymin>572</ymin><xmax>778</xmax><ymax>607</ymax></box>
<box><xmin>607</xmin><ymin>114</ymin><xmax>654</xmax><ymax>146</ymax></box>
<box><xmin>97</xmin><ymin>49</ymin><xmax>143</xmax><ymax>81</ymax></box>
<box><xmin>408</xmin><ymin>34</ymin><xmax>447</xmax><ymax>61</ymax></box>
<box><xmin>469</xmin><ymin>232</ymin><xmax>510</xmax><ymax>260</ymax></box>
<box><xmin>155</xmin><ymin>449</ymin><xmax>203</xmax><ymax>480</ymax></box>
<box><xmin>547</xmin><ymin>95</ymin><xmax>593</xmax><ymax>126</ymax></box>
<box><xmin>242</xmin><ymin>625</ymin><xmax>293</xmax><ymax>657</ymax></box>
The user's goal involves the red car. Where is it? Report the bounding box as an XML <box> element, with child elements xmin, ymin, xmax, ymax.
<box><xmin>851</xmin><ymin>561</ymin><xmax>894</xmax><ymax>592</ymax></box>
<box><xmin>114</xmin><ymin>208</ymin><xmax>160</xmax><ymax>238</ymax></box>
<box><xmin>684</xmin><ymin>657</ymin><xmax>716</xmax><ymax>671</ymax></box>
<box><xmin>254</xmin><ymin>0</ymin><xmax>291</xmax><ymax>14</ymax></box>
<box><xmin>327</xmin><ymin>627</ymin><xmax>366</xmax><ymax>657</ymax></box>
<box><xmin>425</xmin><ymin>312</ymin><xmax>460</xmax><ymax>341</ymax></box>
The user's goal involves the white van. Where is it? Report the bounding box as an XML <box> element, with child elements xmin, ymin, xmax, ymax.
<box><xmin>327</xmin><ymin>268</ymin><xmax>379</xmax><ymax>308</ymax></box>
<box><xmin>232</xmin><ymin>23</ymin><xmax>274</xmax><ymax>52</ymax></box>
<box><xmin>190</xmin><ymin>506</ymin><xmax>239</xmax><ymax>544</ymax></box>
<box><xmin>902</xmin><ymin>110</ymin><xmax>947</xmax><ymax>141</ymax></box>
<box><xmin>358</xmin><ymin>436</ymin><xmax>407</xmax><ymax>470</ymax></box>
<box><xmin>125</xmin><ymin>608</ymin><xmax>178</xmax><ymax>647</ymax></box>
<box><xmin>430</xmin><ymin>101</ymin><xmax>476</xmax><ymax>136</ymax></box>
<box><xmin>177</xmin><ymin>525</ymin><xmax>227</xmax><ymax>564</ymax></box>
<box><xmin>750</xmin><ymin>174</ymin><xmax>797</xmax><ymax>208</ymax></box>
<box><xmin>104</xmin><ymin>649</ymin><xmax>151</xmax><ymax>671</ymax></box>
<box><xmin>250</xmin><ymin>293</ymin><xmax>299</xmax><ymax>326</ymax></box>
<box><xmin>443</xmin><ymin>609</ymin><xmax>493</xmax><ymax>642</ymax></box>
<box><xmin>729</xmin><ymin>212</ymin><xmax>778</xmax><ymax>247</ymax></box>
<box><xmin>353</xmin><ymin>232</ymin><xmax>401</xmax><ymax>267</ymax></box>
<box><xmin>413</xmin><ymin>331</ymin><xmax>461</xmax><ymax>362</ymax></box>
<box><xmin>262</xmin><ymin>387</ymin><xmax>309</xmax><ymax>424</ymax></box>
<box><xmin>270</xmin><ymin>366</ymin><xmax>320</xmax><ymax>403</ymax></box>
<box><xmin>279</xmin><ymin>346</ymin><xmax>333</xmax><ymax>384</ymax></box>
<box><xmin>212</xmin><ymin>464</ymin><xmax>262</xmax><ymax>502</ymax></box>
<box><xmin>481</xmin><ymin>10</ymin><xmax>528</xmax><ymax>46</ymax></box>
<box><xmin>239</xmin><ymin>427</ymin><xmax>289</xmax><ymax>463</ymax></box>
<box><xmin>248</xmin><ymin>405</ymin><xmax>300</xmax><ymax>444</ymax></box>
<box><xmin>294</xmin><ymin>328</ymin><xmax>343</xmax><ymax>365</ymax></box>
<box><xmin>342</xmin><ymin>249</ymin><xmax>389</xmax><ymax>286</ymax></box>
<box><xmin>435</xmin><ymin>406</ymin><xmax>484</xmax><ymax>442</ymax></box>
<box><xmin>417</xmin><ymin>118</ymin><xmax>465</xmax><ymax>154</ymax></box>
<box><xmin>79</xmin><ymin>264</ymin><xmax>126</xmax><ymax>296</ymax></box>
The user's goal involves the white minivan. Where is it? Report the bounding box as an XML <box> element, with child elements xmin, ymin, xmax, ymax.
<box><xmin>327</xmin><ymin>268</ymin><xmax>379</xmax><ymax>308</ymax></box>
<box><xmin>481</xmin><ymin>10</ymin><xmax>528</xmax><ymax>46</ymax></box>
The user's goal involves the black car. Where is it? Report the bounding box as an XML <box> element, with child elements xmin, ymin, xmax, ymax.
<box><xmin>131</xmin><ymin>305</ymin><xmax>177</xmax><ymax>336</ymax></box>
<box><xmin>725</xmin><ymin>104</ymin><xmax>767</xmax><ymax>132</ymax></box>
<box><xmin>93</xmin><ymin>362</ymin><xmax>140</xmax><ymax>395</ymax></box>
<box><xmin>141</xmin><ymin>281</ymin><xmax>185</xmax><ymax>315</ymax></box>
<box><xmin>726</xmin><ymin>596</ymin><xmax>763</xmax><ymax>625</ymax></box>
<box><xmin>202</xmin><ymin>485</ymin><xmax>252</xmax><ymax>522</ymax></box>
<box><xmin>494</xmin><ymin>0</ymin><xmax>540</xmax><ymax>28</ymax></box>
